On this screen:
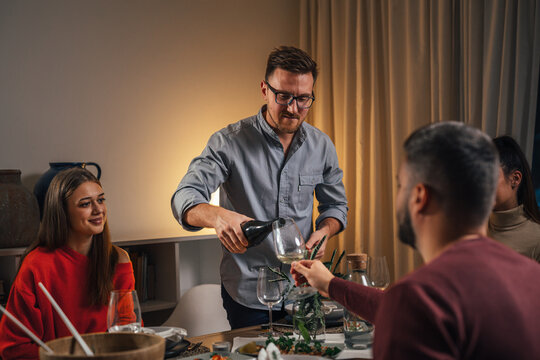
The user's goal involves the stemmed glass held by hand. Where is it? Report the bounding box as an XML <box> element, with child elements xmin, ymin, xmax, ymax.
<box><xmin>272</xmin><ymin>218</ymin><xmax>306</xmax><ymax>264</ymax></box>
<box><xmin>368</xmin><ymin>256</ymin><xmax>391</xmax><ymax>290</ymax></box>
<box><xmin>257</xmin><ymin>267</ymin><xmax>283</xmax><ymax>336</ymax></box>
<box><xmin>107</xmin><ymin>289</ymin><xmax>142</xmax><ymax>333</ymax></box>
<box><xmin>272</xmin><ymin>218</ymin><xmax>318</xmax><ymax>299</ymax></box>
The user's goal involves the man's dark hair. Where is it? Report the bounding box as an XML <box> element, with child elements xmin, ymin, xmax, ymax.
<box><xmin>265</xmin><ymin>46</ymin><xmax>318</xmax><ymax>82</ymax></box>
<box><xmin>494</xmin><ymin>135</ymin><xmax>540</xmax><ymax>223</ymax></box>
<box><xmin>403</xmin><ymin>121</ymin><xmax>499</xmax><ymax>229</ymax></box>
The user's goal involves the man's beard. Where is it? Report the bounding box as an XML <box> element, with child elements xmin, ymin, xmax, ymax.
<box><xmin>398</xmin><ymin>206</ymin><xmax>417</xmax><ymax>249</ymax></box>
<box><xmin>272</xmin><ymin>111</ymin><xmax>301</xmax><ymax>134</ymax></box>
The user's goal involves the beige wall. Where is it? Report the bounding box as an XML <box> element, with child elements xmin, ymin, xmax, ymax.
<box><xmin>0</xmin><ymin>0</ymin><xmax>300</xmax><ymax>240</ymax></box>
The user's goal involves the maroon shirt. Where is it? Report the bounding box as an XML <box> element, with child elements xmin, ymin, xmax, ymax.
<box><xmin>329</xmin><ymin>236</ymin><xmax>540</xmax><ymax>359</ymax></box>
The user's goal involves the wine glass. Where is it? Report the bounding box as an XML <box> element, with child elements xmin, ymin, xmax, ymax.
<box><xmin>368</xmin><ymin>256</ymin><xmax>390</xmax><ymax>290</ymax></box>
<box><xmin>257</xmin><ymin>267</ymin><xmax>283</xmax><ymax>336</ymax></box>
<box><xmin>107</xmin><ymin>290</ymin><xmax>142</xmax><ymax>333</ymax></box>
<box><xmin>272</xmin><ymin>217</ymin><xmax>317</xmax><ymax>299</ymax></box>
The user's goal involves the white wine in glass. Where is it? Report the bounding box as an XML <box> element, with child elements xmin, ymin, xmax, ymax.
<box><xmin>272</xmin><ymin>218</ymin><xmax>317</xmax><ymax>299</ymax></box>
<box><xmin>276</xmin><ymin>253</ymin><xmax>305</xmax><ymax>264</ymax></box>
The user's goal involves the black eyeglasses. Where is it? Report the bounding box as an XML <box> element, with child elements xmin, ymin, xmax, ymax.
<box><xmin>264</xmin><ymin>81</ymin><xmax>315</xmax><ymax>109</ymax></box>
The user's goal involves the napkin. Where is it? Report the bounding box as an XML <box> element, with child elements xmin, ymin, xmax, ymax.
<box><xmin>232</xmin><ymin>335</ymin><xmax>373</xmax><ymax>359</ymax></box>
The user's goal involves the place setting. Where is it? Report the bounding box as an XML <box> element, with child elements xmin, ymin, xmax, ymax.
<box><xmin>225</xmin><ymin>218</ymin><xmax>374</xmax><ymax>360</ymax></box>
<box><xmin>107</xmin><ymin>289</ymin><xmax>210</xmax><ymax>359</ymax></box>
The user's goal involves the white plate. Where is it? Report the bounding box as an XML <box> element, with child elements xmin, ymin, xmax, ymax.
<box><xmin>142</xmin><ymin>326</ymin><xmax>187</xmax><ymax>339</ymax></box>
<box><xmin>237</xmin><ymin>341</ymin><xmax>345</xmax><ymax>359</ymax></box>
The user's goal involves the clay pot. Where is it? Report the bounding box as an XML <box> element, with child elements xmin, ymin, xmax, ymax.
<box><xmin>39</xmin><ymin>333</ymin><xmax>165</xmax><ymax>360</ymax></box>
<box><xmin>0</xmin><ymin>170</ymin><xmax>40</xmax><ymax>249</ymax></box>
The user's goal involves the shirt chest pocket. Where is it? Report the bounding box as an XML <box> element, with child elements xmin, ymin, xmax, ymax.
<box><xmin>299</xmin><ymin>174</ymin><xmax>324</xmax><ymax>190</ymax></box>
<box><xmin>295</xmin><ymin>174</ymin><xmax>323</xmax><ymax>210</ymax></box>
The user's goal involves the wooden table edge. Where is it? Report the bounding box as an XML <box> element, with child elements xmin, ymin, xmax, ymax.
<box><xmin>186</xmin><ymin>325</ymin><xmax>265</xmax><ymax>350</ymax></box>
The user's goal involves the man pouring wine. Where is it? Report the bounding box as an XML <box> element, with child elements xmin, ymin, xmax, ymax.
<box><xmin>171</xmin><ymin>46</ymin><xmax>348</xmax><ymax>328</ymax></box>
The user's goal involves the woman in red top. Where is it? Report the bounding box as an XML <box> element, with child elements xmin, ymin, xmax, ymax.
<box><xmin>0</xmin><ymin>168</ymin><xmax>135</xmax><ymax>359</ymax></box>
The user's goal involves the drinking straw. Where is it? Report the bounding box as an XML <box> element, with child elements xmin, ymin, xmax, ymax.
<box><xmin>0</xmin><ymin>304</ymin><xmax>53</xmax><ymax>354</ymax></box>
<box><xmin>38</xmin><ymin>282</ymin><xmax>94</xmax><ymax>356</ymax></box>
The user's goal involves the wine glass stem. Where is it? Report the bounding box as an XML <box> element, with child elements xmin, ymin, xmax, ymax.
<box><xmin>268</xmin><ymin>305</ymin><xmax>273</xmax><ymax>334</ymax></box>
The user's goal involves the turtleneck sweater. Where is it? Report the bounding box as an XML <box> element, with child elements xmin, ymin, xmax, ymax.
<box><xmin>488</xmin><ymin>204</ymin><xmax>540</xmax><ymax>262</ymax></box>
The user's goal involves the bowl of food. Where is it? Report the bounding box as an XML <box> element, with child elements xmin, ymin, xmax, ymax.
<box><xmin>255</xmin><ymin>341</ymin><xmax>341</xmax><ymax>360</ymax></box>
<box><xmin>236</xmin><ymin>335</ymin><xmax>342</xmax><ymax>359</ymax></box>
<box><xmin>237</xmin><ymin>341</ymin><xmax>264</xmax><ymax>356</ymax></box>
<box><xmin>39</xmin><ymin>332</ymin><xmax>165</xmax><ymax>360</ymax></box>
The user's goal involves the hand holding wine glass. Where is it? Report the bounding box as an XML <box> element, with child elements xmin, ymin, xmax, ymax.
<box><xmin>257</xmin><ymin>267</ymin><xmax>283</xmax><ymax>336</ymax></box>
<box><xmin>368</xmin><ymin>256</ymin><xmax>390</xmax><ymax>290</ymax></box>
<box><xmin>272</xmin><ymin>218</ymin><xmax>318</xmax><ymax>299</ymax></box>
<box><xmin>290</xmin><ymin>260</ymin><xmax>333</xmax><ymax>298</ymax></box>
<box><xmin>107</xmin><ymin>289</ymin><xmax>142</xmax><ymax>333</ymax></box>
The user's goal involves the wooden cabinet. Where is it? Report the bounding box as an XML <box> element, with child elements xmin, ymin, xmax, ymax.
<box><xmin>0</xmin><ymin>234</ymin><xmax>221</xmax><ymax>326</ymax></box>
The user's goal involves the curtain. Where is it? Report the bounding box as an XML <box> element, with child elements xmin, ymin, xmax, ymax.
<box><xmin>300</xmin><ymin>0</ymin><xmax>540</xmax><ymax>281</ymax></box>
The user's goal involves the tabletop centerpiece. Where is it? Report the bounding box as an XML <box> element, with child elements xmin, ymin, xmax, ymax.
<box><xmin>270</xmin><ymin>235</ymin><xmax>346</xmax><ymax>342</ymax></box>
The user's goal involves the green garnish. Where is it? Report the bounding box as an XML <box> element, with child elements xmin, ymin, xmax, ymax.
<box><xmin>331</xmin><ymin>250</ymin><xmax>346</xmax><ymax>274</ymax></box>
<box><xmin>309</xmin><ymin>235</ymin><xmax>327</xmax><ymax>260</ymax></box>
<box><xmin>266</xmin><ymin>333</ymin><xmax>342</xmax><ymax>358</ymax></box>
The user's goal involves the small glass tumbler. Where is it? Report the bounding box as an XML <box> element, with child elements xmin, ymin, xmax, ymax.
<box><xmin>212</xmin><ymin>341</ymin><xmax>231</xmax><ymax>355</ymax></box>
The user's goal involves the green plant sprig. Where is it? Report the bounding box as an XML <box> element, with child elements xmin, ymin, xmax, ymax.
<box><xmin>267</xmin><ymin>266</ymin><xmax>293</xmax><ymax>298</ymax></box>
<box><xmin>309</xmin><ymin>235</ymin><xmax>327</xmax><ymax>260</ymax></box>
<box><xmin>266</xmin><ymin>333</ymin><xmax>342</xmax><ymax>358</ymax></box>
<box><xmin>331</xmin><ymin>250</ymin><xmax>346</xmax><ymax>274</ymax></box>
<box><xmin>266</xmin><ymin>233</ymin><xmax>347</xmax><ymax>344</ymax></box>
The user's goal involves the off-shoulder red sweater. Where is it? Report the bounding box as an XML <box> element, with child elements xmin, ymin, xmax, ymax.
<box><xmin>0</xmin><ymin>246</ymin><xmax>135</xmax><ymax>360</ymax></box>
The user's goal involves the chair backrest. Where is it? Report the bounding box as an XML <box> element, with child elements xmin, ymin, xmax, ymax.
<box><xmin>162</xmin><ymin>284</ymin><xmax>230</xmax><ymax>337</ymax></box>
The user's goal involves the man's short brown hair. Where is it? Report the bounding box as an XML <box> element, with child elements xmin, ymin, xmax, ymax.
<box><xmin>265</xmin><ymin>46</ymin><xmax>318</xmax><ymax>82</ymax></box>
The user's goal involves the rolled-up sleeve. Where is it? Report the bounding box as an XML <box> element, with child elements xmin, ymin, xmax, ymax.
<box><xmin>171</xmin><ymin>132</ymin><xmax>231</xmax><ymax>231</ymax></box>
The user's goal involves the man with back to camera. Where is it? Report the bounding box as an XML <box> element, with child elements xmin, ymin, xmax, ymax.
<box><xmin>171</xmin><ymin>46</ymin><xmax>348</xmax><ymax>328</ymax></box>
<box><xmin>291</xmin><ymin>122</ymin><xmax>540</xmax><ymax>358</ymax></box>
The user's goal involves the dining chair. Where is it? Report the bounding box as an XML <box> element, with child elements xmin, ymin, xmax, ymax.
<box><xmin>162</xmin><ymin>284</ymin><xmax>230</xmax><ymax>337</ymax></box>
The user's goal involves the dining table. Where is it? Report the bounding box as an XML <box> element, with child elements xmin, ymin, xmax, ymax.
<box><xmin>182</xmin><ymin>323</ymin><xmax>373</xmax><ymax>359</ymax></box>
<box><xmin>186</xmin><ymin>324</ymin><xmax>262</xmax><ymax>349</ymax></box>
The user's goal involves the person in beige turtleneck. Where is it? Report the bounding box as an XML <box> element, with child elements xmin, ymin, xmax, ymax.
<box><xmin>488</xmin><ymin>136</ymin><xmax>540</xmax><ymax>262</ymax></box>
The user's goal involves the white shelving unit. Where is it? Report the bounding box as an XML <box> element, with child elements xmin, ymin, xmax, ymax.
<box><xmin>0</xmin><ymin>234</ymin><xmax>222</xmax><ymax>325</ymax></box>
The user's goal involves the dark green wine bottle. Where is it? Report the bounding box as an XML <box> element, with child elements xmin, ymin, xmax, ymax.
<box><xmin>241</xmin><ymin>217</ymin><xmax>284</xmax><ymax>248</ymax></box>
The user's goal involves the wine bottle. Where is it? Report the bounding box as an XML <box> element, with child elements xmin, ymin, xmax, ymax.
<box><xmin>241</xmin><ymin>217</ymin><xmax>284</xmax><ymax>248</ymax></box>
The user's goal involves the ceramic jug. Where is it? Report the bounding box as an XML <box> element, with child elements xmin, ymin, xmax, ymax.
<box><xmin>33</xmin><ymin>162</ymin><xmax>101</xmax><ymax>219</ymax></box>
